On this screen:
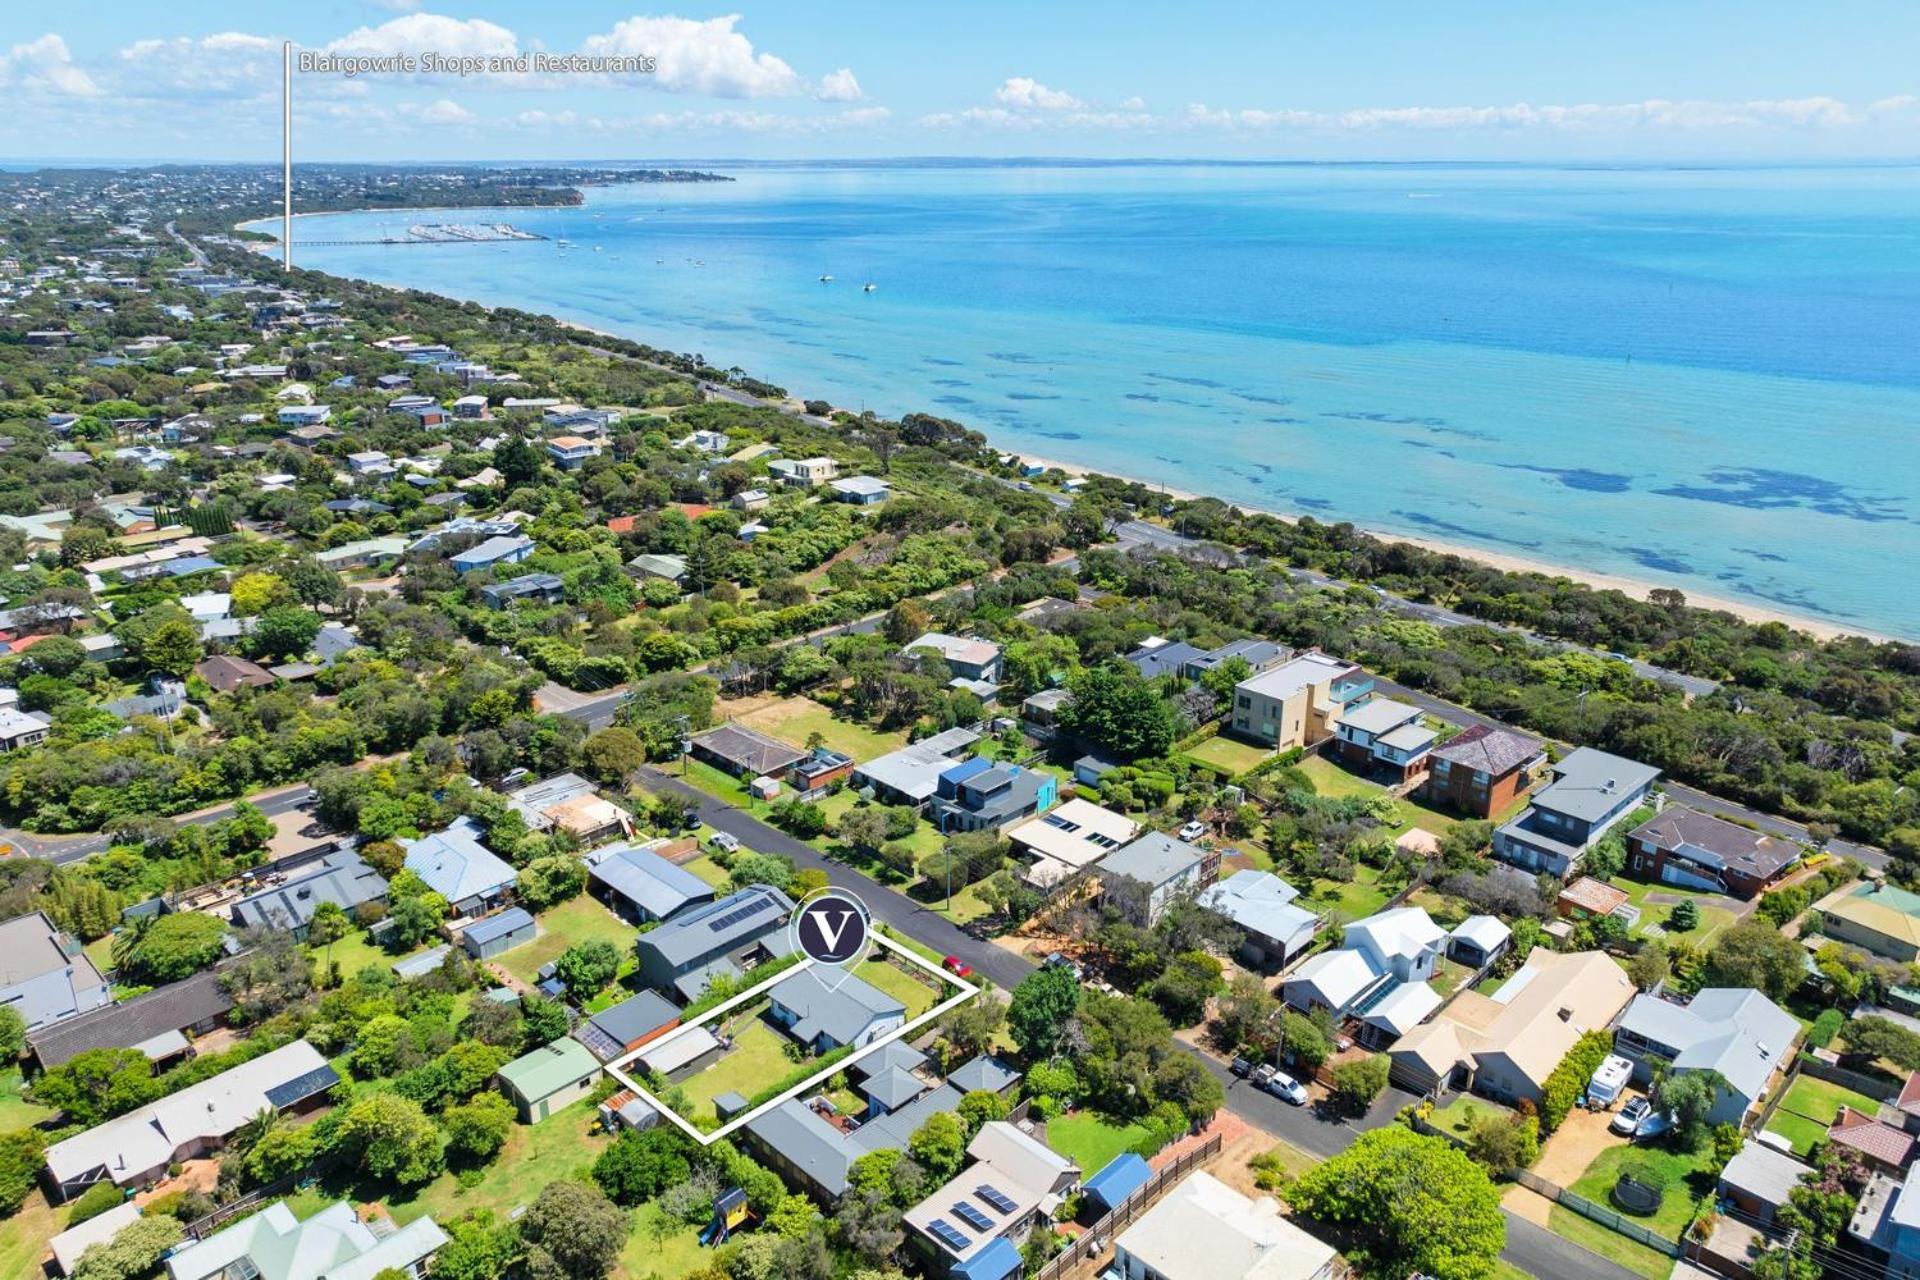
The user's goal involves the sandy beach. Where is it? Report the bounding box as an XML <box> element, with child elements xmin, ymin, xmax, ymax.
<box><xmin>1012</xmin><ymin>453</ymin><xmax>1884</xmax><ymax>643</ymax></box>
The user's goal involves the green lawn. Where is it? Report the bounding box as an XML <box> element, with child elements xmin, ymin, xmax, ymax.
<box><xmin>1183</xmin><ymin>735</ymin><xmax>1274</xmax><ymax>776</ymax></box>
<box><xmin>677</xmin><ymin>758</ymin><xmax>756</xmax><ymax>807</ymax></box>
<box><xmin>0</xmin><ymin>1191</ymin><xmax>63</xmax><ymax>1280</ymax></box>
<box><xmin>674</xmin><ymin>1016</ymin><xmax>798</xmax><ymax>1123</ymax></box>
<box><xmin>855</xmin><ymin>957</ymin><xmax>942</xmax><ymax>1018</ymax></box>
<box><xmin>1567</xmin><ymin>1143</ymin><xmax>1717</xmax><ymax>1243</ymax></box>
<box><xmin>1765</xmin><ymin>1073</ymin><xmax>1880</xmax><ymax>1152</ymax></box>
<box><xmin>1046</xmin><ymin>1110</ymin><xmax>1150</xmax><ymax>1173</ymax></box>
<box><xmin>0</xmin><ymin>1067</ymin><xmax>52</xmax><ymax>1132</ymax></box>
<box><xmin>1761</xmin><ymin>1110</ymin><xmax>1829</xmax><ymax>1157</ymax></box>
<box><xmin>1545</xmin><ymin>1206</ymin><xmax>1674</xmax><ymax>1280</ymax></box>
<box><xmin>1426</xmin><ymin>1094</ymin><xmax>1515</xmax><ymax>1140</ymax></box>
<box><xmin>1295</xmin><ymin>862</ymin><xmax>1395</xmax><ymax>923</ymax></box>
<box><xmin>1295</xmin><ymin>755</ymin><xmax>1462</xmax><ymax>840</ymax></box>
<box><xmin>1605</xmin><ymin>877</ymin><xmax>1738</xmax><ymax>944</ymax></box>
<box><xmin>732</xmin><ymin>696</ymin><xmax>908</xmax><ymax>763</ymax></box>
<box><xmin>496</xmin><ymin>894</ymin><xmax>637</xmax><ymax>985</ymax></box>
<box><xmin>680</xmin><ymin>852</ymin><xmax>732</xmax><ymax>889</ymax></box>
<box><xmin>622</xmin><ymin>1202</ymin><xmax>712</xmax><ymax>1278</ymax></box>
<box><xmin>310</xmin><ymin>930</ymin><xmax>431</xmax><ymax>984</ymax></box>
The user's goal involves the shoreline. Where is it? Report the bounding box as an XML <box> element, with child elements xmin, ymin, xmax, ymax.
<box><xmin>237</xmin><ymin>209</ymin><xmax>1893</xmax><ymax>645</ymax></box>
<box><xmin>1012</xmin><ymin>453</ymin><xmax>1887</xmax><ymax>643</ymax></box>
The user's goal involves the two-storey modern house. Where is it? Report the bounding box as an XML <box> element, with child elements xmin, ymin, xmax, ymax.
<box><xmin>929</xmin><ymin>759</ymin><xmax>1057</xmax><ymax>834</ymax></box>
<box><xmin>1492</xmin><ymin>747</ymin><xmax>1661</xmax><ymax>877</ymax></box>
<box><xmin>1331</xmin><ymin>696</ymin><xmax>1435</xmax><ymax>784</ymax></box>
<box><xmin>634</xmin><ymin>884</ymin><xmax>796</xmax><ymax>1003</ymax></box>
<box><xmin>1228</xmin><ymin>651</ymin><xmax>1372</xmax><ymax>749</ymax></box>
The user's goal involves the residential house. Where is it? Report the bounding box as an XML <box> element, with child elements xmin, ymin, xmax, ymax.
<box><xmin>505</xmin><ymin>772</ymin><xmax>633</xmax><ymax>842</ymax></box>
<box><xmin>1228</xmin><ymin>651</ymin><xmax>1371</xmax><ymax>748</ymax></box>
<box><xmin>165</xmin><ymin>1201</ymin><xmax>447</xmax><ymax>1280</ymax></box>
<box><xmin>1019</xmin><ymin>688</ymin><xmax>1073</xmax><ymax>738</ymax></box>
<box><xmin>1330</xmin><ymin>697</ymin><xmax>1435</xmax><ymax>783</ymax></box>
<box><xmin>1424</xmin><ymin>724</ymin><xmax>1545</xmax><ymax>818</ymax></box>
<box><xmin>1848</xmin><ymin>1172</ymin><xmax>1920</xmax><ymax>1279</ymax></box>
<box><xmin>1097</xmin><ymin>831</ymin><xmax>1220</xmax><ymax>925</ymax></box>
<box><xmin>903</xmin><ymin>632</ymin><xmax>1004</xmax><ymax>687</ymax></box>
<box><xmin>1814</xmin><ymin>881</ymin><xmax>1920</xmax><ymax>962</ymax></box>
<box><xmin>0</xmin><ymin>706</ymin><xmax>52</xmax><ymax>751</ymax></box>
<box><xmin>452</xmin><ymin>394</ymin><xmax>491</xmax><ymax>419</ymax></box>
<box><xmin>229</xmin><ymin>848</ymin><xmax>387</xmax><ymax>939</ymax></box>
<box><xmin>345</xmin><ymin>450</ymin><xmax>391</xmax><ymax>474</ymax></box>
<box><xmin>626</xmin><ymin>552</ymin><xmax>689</xmax><ymax>586</ymax></box>
<box><xmin>0</xmin><ymin>911</ymin><xmax>109</xmax><ymax>1030</ymax></box>
<box><xmin>1613</xmin><ymin>988</ymin><xmax>1799</xmax><ymax>1126</ymax></box>
<box><xmin>767</xmin><ymin>967</ymin><xmax>907</xmax><ymax>1053</ymax></box>
<box><xmin>677</xmin><ymin>429</ymin><xmax>730</xmax><ymax>454</ymax></box>
<box><xmin>930</xmin><ymin>759</ymin><xmax>1057</xmax><ymax>834</ymax></box>
<box><xmin>1389</xmin><ymin>949</ymin><xmax>1634</xmax><ymax>1103</ymax></box>
<box><xmin>274</xmin><ymin>403</ymin><xmax>331</xmax><ymax>427</ymax></box>
<box><xmin>1493</xmin><ymin>747</ymin><xmax>1662</xmax><ymax>877</ymax></box>
<box><xmin>546</xmin><ymin>435</ymin><xmax>600</xmax><ymax>469</ymax></box>
<box><xmin>315</xmin><ymin>536</ymin><xmax>408</xmax><ymax>571</ymax></box>
<box><xmin>573</xmin><ymin>990</ymin><xmax>681</xmax><ymax>1063</ymax></box>
<box><xmin>480</xmin><ymin>571</ymin><xmax>566</xmax><ymax>609</ymax></box>
<box><xmin>1007</xmin><ymin>798</ymin><xmax>1139</xmax><ymax>890</ymax></box>
<box><xmin>634</xmin><ymin>884</ymin><xmax>796</xmax><ymax>1003</ymax></box>
<box><xmin>1830</xmin><ymin>1107</ymin><xmax>1919</xmax><ymax>1176</ymax></box>
<box><xmin>1283</xmin><ymin>906</ymin><xmax>1448</xmax><ymax>1045</ymax></box>
<box><xmin>745</xmin><ymin>1078</ymin><xmax>967</xmax><ymax>1202</ymax></box>
<box><xmin>26</xmin><ymin>966</ymin><xmax>233</xmax><ymax>1071</ymax></box>
<box><xmin>1111</xmin><ymin>1170</ymin><xmax>1337</xmax><ymax>1280</ymax></box>
<box><xmin>462</xmin><ymin>907</ymin><xmax>536</xmax><ymax>960</ymax></box>
<box><xmin>1629</xmin><ymin>807</ymin><xmax>1802</xmax><ymax>900</ymax></box>
<box><xmin>1124</xmin><ymin>638</ymin><xmax>1204</xmax><ymax>682</ymax></box>
<box><xmin>849</xmin><ymin>1041</ymin><xmax>935</xmax><ymax>1119</ymax></box>
<box><xmin>905</xmin><ymin>1121</ymin><xmax>1081</xmax><ymax>1280</ymax></box>
<box><xmin>788</xmin><ymin>747</ymin><xmax>856</xmax><ymax>800</ymax></box>
<box><xmin>450</xmin><ymin>534</ymin><xmax>535</xmax><ymax>574</ymax></box>
<box><xmin>731</xmin><ymin>488</ymin><xmax>771</xmax><ymax>512</ymax></box>
<box><xmin>829</xmin><ymin>475</ymin><xmax>892</xmax><ymax>504</ymax></box>
<box><xmin>690</xmin><ymin>722</ymin><xmax>809</xmax><ymax>780</ymax></box>
<box><xmin>42</xmin><ymin>1040</ymin><xmax>338</xmax><ymax>1199</ymax></box>
<box><xmin>400</xmin><ymin>816</ymin><xmax>516</xmax><ymax>916</ymax></box>
<box><xmin>768</xmin><ymin>456</ymin><xmax>838</xmax><ymax>487</ymax></box>
<box><xmin>853</xmin><ymin>728</ymin><xmax>983</xmax><ymax>807</ymax></box>
<box><xmin>1198</xmin><ymin>870</ymin><xmax>1320</xmax><ymax>968</ymax></box>
<box><xmin>1182</xmin><ymin>638</ymin><xmax>1290</xmax><ymax>681</ymax></box>
<box><xmin>49</xmin><ymin>1202</ymin><xmax>142</xmax><ymax>1278</ymax></box>
<box><xmin>496</xmin><ymin>1037</ymin><xmax>602</xmax><ymax>1123</ymax></box>
<box><xmin>587</xmin><ymin>843</ymin><xmax>716</xmax><ymax>924</ymax></box>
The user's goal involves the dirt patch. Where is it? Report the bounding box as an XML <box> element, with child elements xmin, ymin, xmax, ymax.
<box><xmin>1153</xmin><ymin>1109</ymin><xmax>1256</xmax><ymax>1172</ymax></box>
<box><xmin>1502</xmin><ymin>1182</ymin><xmax>1556</xmax><ymax>1227</ymax></box>
<box><xmin>1531</xmin><ymin>1096</ymin><xmax>1635</xmax><ymax>1186</ymax></box>
<box><xmin>1208</xmin><ymin>1127</ymin><xmax>1291</xmax><ymax>1200</ymax></box>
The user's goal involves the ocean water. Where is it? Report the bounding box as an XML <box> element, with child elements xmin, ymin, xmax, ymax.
<box><xmin>261</xmin><ymin>163</ymin><xmax>1920</xmax><ymax>638</ymax></box>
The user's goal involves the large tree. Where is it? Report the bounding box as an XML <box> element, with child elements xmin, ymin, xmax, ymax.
<box><xmin>1056</xmin><ymin>662</ymin><xmax>1178</xmax><ymax>761</ymax></box>
<box><xmin>1288</xmin><ymin>1127</ymin><xmax>1506</xmax><ymax>1280</ymax></box>
<box><xmin>1703</xmin><ymin>918</ymin><xmax>1806</xmax><ymax>1002</ymax></box>
<box><xmin>1007</xmin><ymin>965</ymin><xmax>1080</xmax><ymax>1060</ymax></box>
<box><xmin>517</xmin><ymin>1180</ymin><xmax>629</xmax><ymax>1280</ymax></box>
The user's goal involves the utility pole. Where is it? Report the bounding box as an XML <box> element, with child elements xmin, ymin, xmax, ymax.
<box><xmin>281</xmin><ymin>41</ymin><xmax>293</xmax><ymax>272</ymax></box>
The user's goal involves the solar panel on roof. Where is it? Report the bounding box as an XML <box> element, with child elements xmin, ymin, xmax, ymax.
<box><xmin>705</xmin><ymin>896</ymin><xmax>775</xmax><ymax>933</ymax></box>
<box><xmin>952</xmin><ymin>1202</ymin><xmax>994</xmax><ymax>1231</ymax></box>
<box><xmin>927</xmin><ymin>1220</ymin><xmax>972</xmax><ymax>1252</ymax></box>
<box><xmin>976</xmin><ymin>1185</ymin><xmax>1018</xmax><ymax>1215</ymax></box>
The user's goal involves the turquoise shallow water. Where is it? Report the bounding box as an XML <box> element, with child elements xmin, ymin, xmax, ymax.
<box><xmin>262</xmin><ymin>162</ymin><xmax>1920</xmax><ymax>638</ymax></box>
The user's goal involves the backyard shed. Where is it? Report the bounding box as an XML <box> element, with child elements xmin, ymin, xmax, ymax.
<box><xmin>497</xmin><ymin>1037</ymin><xmax>602</xmax><ymax>1122</ymax></box>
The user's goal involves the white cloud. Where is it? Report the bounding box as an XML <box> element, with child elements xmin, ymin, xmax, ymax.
<box><xmin>413</xmin><ymin>98</ymin><xmax>474</xmax><ymax>124</ymax></box>
<box><xmin>816</xmin><ymin>67</ymin><xmax>863</xmax><ymax>102</ymax></box>
<box><xmin>118</xmin><ymin>33</ymin><xmax>278</xmax><ymax>99</ymax></box>
<box><xmin>324</xmin><ymin>14</ymin><xmax>520</xmax><ymax>59</ymax></box>
<box><xmin>0</xmin><ymin>33</ymin><xmax>102</xmax><ymax>97</ymax></box>
<box><xmin>993</xmin><ymin>76</ymin><xmax>1080</xmax><ymax>111</ymax></box>
<box><xmin>373</xmin><ymin>0</ymin><xmax>425</xmax><ymax>10</ymax></box>
<box><xmin>1177</xmin><ymin>95</ymin><xmax>1882</xmax><ymax>133</ymax></box>
<box><xmin>1119</xmin><ymin>96</ymin><xmax>1146</xmax><ymax>111</ymax></box>
<box><xmin>581</xmin><ymin>15</ymin><xmax>803</xmax><ymax>97</ymax></box>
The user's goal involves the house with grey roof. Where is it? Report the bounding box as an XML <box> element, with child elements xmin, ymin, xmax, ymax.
<box><xmin>1097</xmin><ymin>832</ymin><xmax>1220</xmax><ymax>925</ymax></box>
<box><xmin>852</xmin><ymin>728</ymin><xmax>982</xmax><ymax>807</ymax></box>
<box><xmin>690</xmin><ymin>722</ymin><xmax>808</xmax><ymax>780</ymax></box>
<box><xmin>587</xmin><ymin>842</ymin><xmax>716</xmax><ymax>924</ymax></box>
<box><xmin>1181</xmin><ymin>638</ymin><xmax>1289</xmax><ymax>681</ymax></box>
<box><xmin>767</xmin><ymin>966</ymin><xmax>907</xmax><ymax>1054</ymax></box>
<box><xmin>1494</xmin><ymin>746</ymin><xmax>1661</xmax><ymax>877</ymax></box>
<box><xmin>43</xmin><ymin>1040</ymin><xmax>337</xmax><ymax>1199</ymax></box>
<box><xmin>633</xmin><ymin>884</ymin><xmax>795</xmax><ymax>1003</ymax></box>
<box><xmin>229</xmin><ymin>847</ymin><xmax>387</xmax><ymax>939</ymax></box>
<box><xmin>1199</xmin><ymin>870</ymin><xmax>1319</xmax><ymax>968</ymax></box>
<box><xmin>165</xmin><ymin>1199</ymin><xmax>447</xmax><ymax>1280</ymax></box>
<box><xmin>400</xmin><ymin>816</ymin><xmax>515</xmax><ymax>915</ymax></box>
<box><xmin>27</xmin><ymin>966</ymin><xmax>233</xmax><ymax>1071</ymax></box>
<box><xmin>850</xmin><ymin>1041</ymin><xmax>934</xmax><ymax>1118</ymax></box>
<box><xmin>1331</xmin><ymin>697</ymin><xmax>1436</xmax><ymax>784</ymax></box>
<box><xmin>745</xmin><ymin>1082</ymin><xmax>965</xmax><ymax>1202</ymax></box>
<box><xmin>904</xmin><ymin>1121</ymin><xmax>1080</xmax><ymax>1280</ymax></box>
<box><xmin>1613</xmin><ymin>988</ymin><xmax>1799</xmax><ymax>1126</ymax></box>
<box><xmin>574</xmin><ymin>990</ymin><xmax>681</xmax><ymax>1062</ymax></box>
<box><xmin>461</xmin><ymin>907</ymin><xmax>535</xmax><ymax>960</ymax></box>
<box><xmin>450</xmin><ymin>534</ymin><xmax>534</xmax><ymax>574</ymax></box>
<box><xmin>0</xmin><ymin>911</ymin><xmax>109</xmax><ymax>1031</ymax></box>
<box><xmin>1424</xmin><ymin>723</ymin><xmax>1545</xmax><ymax>818</ymax></box>
<box><xmin>948</xmin><ymin>1053</ymin><xmax>1022</xmax><ymax>1097</ymax></box>
<box><xmin>930</xmin><ymin>759</ymin><xmax>1057</xmax><ymax>834</ymax></box>
<box><xmin>1125</xmin><ymin>638</ymin><xmax>1204</xmax><ymax>682</ymax></box>
<box><xmin>1628</xmin><ymin>806</ymin><xmax>1802</xmax><ymax>900</ymax></box>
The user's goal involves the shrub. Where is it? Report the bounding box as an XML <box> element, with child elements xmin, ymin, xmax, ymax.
<box><xmin>1539</xmin><ymin>1029</ymin><xmax>1614</xmax><ymax>1132</ymax></box>
<box><xmin>1808</xmin><ymin>1007</ymin><xmax>1846</xmax><ymax>1049</ymax></box>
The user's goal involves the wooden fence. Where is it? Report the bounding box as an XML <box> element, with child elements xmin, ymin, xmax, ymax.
<box><xmin>1512</xmin><ymin>1170</ymin><xmax>1682</xmax><ymax>1259</ymax></box>
<box><xmin>1031</xmin><ymin>1132</ymin><xmax>1224</xmax><ymax>1280</ymax></box>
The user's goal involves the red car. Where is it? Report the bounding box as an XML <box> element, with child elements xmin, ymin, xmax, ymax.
<box><xmin>942</xmin><ymin>955</ymin><xmax>973</xmax><ymax>978</ymax></box>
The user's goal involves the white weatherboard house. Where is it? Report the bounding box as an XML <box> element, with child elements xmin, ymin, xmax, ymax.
<box><xmin>1281</xmin><ymin>906</ymin><xmax>1447</xmax><ymax>1046</ymax></box>
<box><xmin>165</xmin><ymin>1200</ymin><xmax>447</xmax><ymax>1280</ymax></box>
<box><xmin>1113</xmin><ymin>1170</ymin><xmax>1336</xmax><ymax>1280</ymax></box>
<box><xmin>1199</xmin><ymin>870</ymin><xmax>1320</xmax><ymax>969</ymax></box>
<box><xmin>1613</xmin><ymin>988</ymin><xmax>1799</xmax><ymax>1126</ymax></box>
<box><xmin>400</xmin><ymin>816</ymin><xmax>515</xmax><ymax>916</ymax></box>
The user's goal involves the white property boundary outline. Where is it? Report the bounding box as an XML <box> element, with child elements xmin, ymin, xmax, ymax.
<box><xmin>603</xmin><ymin>931</ymin><xmax>979</xmax><ymax>1146</ymax></box>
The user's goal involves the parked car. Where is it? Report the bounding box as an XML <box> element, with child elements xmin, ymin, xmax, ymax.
<box><xmin>942</xmin><ymin>955</ymin><xmax>973</xmax><ymax>979</ymax></box>
<box><xmin>1249</xmin><ymin>1063</ymin><xmax>1277</xmax><ymax>1090</ymax></box>
<box><xmin>1043</xmin><ymin>952</ymin><xmax>1083</xmax><ymax>980</ymax></box>
<box><xmin>707</xmin><ymin>831</ymin><xmax>741</xmax><ymax>853</ymax></box>
<box><xmin>1178</xmin><ymin>821</ymin><xmax>1207</xmax><ymax>842</ymax></box>
<box><xmin>1231</xmin><ymin>1056</ymin><xmax>1254</xmax><ymax>1078</ymax></box>
<box><xmin>1610</xmin><ymin>1097</ymin><xmax>1651</xmax><ymax>1136</ymax></box>
<box><xmin>1265</xmin><ymin>1071</ymin><xmax>1310</xmax><ymax>1106</ymax></box>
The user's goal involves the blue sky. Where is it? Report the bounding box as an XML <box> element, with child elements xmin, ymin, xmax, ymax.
<box><xmin>3</xmin><ymin>1</ymin><xmax>1916</xmax><ymax>162</ymax></box>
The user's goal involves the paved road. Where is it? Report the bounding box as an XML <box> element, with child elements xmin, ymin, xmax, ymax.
<box><xmin>5</xmin><ymin>781</ymin><xmax>319</xmax><ymax>865</ymax></box>
<box><xmin>1500</xmin><ymin>1211</ymin><xmax>1644</xmax><ymax>1280</ymax></box>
